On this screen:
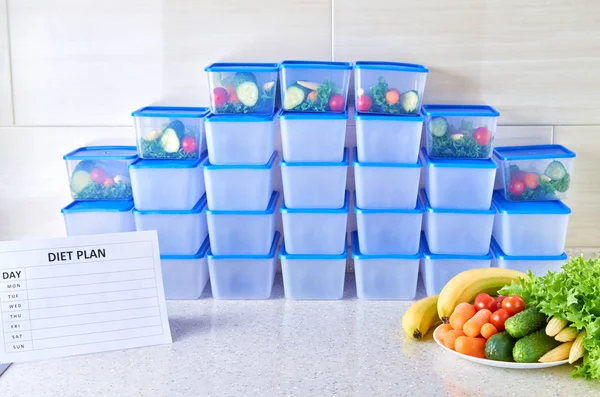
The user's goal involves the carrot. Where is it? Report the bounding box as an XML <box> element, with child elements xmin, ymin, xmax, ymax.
<box><xmin>307</xmin><ymin>91</ymin><xmax>317</xmax><ymax>102</ymax></box>
<box><xmin>449</xmin><ymin>302</ymin><xmax>476</xmax><ymax>330</ymax></box>
<box><xmin>480</xmin><ymin>323</ymin><xmax>498</xmax><ymax>339</ymax></box>
<box><xmin>455</xmin><ymin>336</ymin><xmax>487</xmax><ymax>358</ymax></box>
<box><xmin>437</xmin><ymin>324</ymin><xmax>454</xmax><ymax>342</ymax></box>
<box><xmin>443</xmin><ymin>330</ymin><xmax>465</xmax><ymax>350</ymax></box>
<box><xmin>463</xmin><ymin>309</ymin><xmax>492</xmax><ymax>337</ymax></box>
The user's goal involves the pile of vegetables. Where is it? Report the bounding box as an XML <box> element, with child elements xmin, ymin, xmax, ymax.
<box><xmin>283</xmin><ymin>79</ymin><xmax>345</xmax><ymax>112</ymax></box>
<box><xmin>70</xmin><ymin>160</ymin><xmax>132</xmax><ymax>200</ymax></box>
<box><xmin>506</xmin><ymin>161</ymin><xmax>571</xmax><ymax>200</ymax></box>
<box><xmin>212</xmin><ymin>72</ymin><xmax>276</xmax><ymax>114</ymax></box>
<box><xmin>356</xmin><ymin>77</ymin><xmax>419</xmax><ymax>115</ymax></box>
<box><xmin>140</xmin><ymin>120</ymin><xmax>199</xmax><ymax>159</ymax></box>
<box><xmin>427</xmin><ymin>117</ymin><xmax>493</xmax><ymax>159</ymax></box>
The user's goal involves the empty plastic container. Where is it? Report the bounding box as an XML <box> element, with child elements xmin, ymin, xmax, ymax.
<box><xmin>279</xmin><ymin>60</ymin><xmax>352</xmax><ymax>113</ymax></box>
<box><xmin>492</xmin><ymin>190</ymin><xmax>570</xmax><ymax>256</ymax></box>
<box><xmin>206</xmin><ymin>191</ymin><xmax>279</xmax><ymax>255</ymax></box>
<box><xmin>351</xmin><ymin>231</ymin><xmax>420</xmax><ymax>300</ymax></box>
<box><xmin>421</xmin><ymin>190</ymin><xmax>495</xmax><ymax>255</ymax></box>
<box><xmin>133</xmin><ymin>195</ymin><xmax>208</xmax><ymax>256</ymax></box>
<box><xmin>422</xmin><ymin>105</ymin><xmax>500</xmax><ymax>160</ymax></box>
<box><xmin>421</xmin><ymin>148</ymin><xmax>497</xmax><ymax>210</ymax></box>
<box><xmin>62</xmin><ymin>200</ymin><xmax>135</xmax><ymax>236</ymax></box>
<box><xmin>353</xmin><ymin>61</ymin><xmax>428</xmax><ymax>115</ymax></box>
<box><xmin>131</xmin><ymin>106</ymin><xmax>209</xmax><ymax>160</ymax></box>
<box><xmin>204</xmin><ymin>112</ymin><xmax>277</xmax><ymax>165</ymax></box>
<box><xmin>354</xmin><ymin>147</ymin><xmax>421</xmax><ymax>209</ymax></box>
<box><xmin>281</xmin><ymin>191</ymin><xmax>349</xmax><ymax>255</ymax></box>
<box><xmin>129</xmin><ymin>154</ymin><xmax>206</xmax><ymax>211</ymax></box>
<box><xmin>161</xmin><ymin>237</ymin><xmax>210</xmax><ymax>300</ymax></box>
<box><xmin>280</xmin><ymin>240</ymin><xmax>347</xmax><ymax>300</ymax></box>
<box><xmin>205</xmin><ymin>63</ymin><xmax>279</xmax><ymax>115</ymax></box>
<box><xmin>64</xmin><ymin>146</ymin><xmax>137</xmax><ymax>200</ymax></box>
<box><xmin>203</xmin><ymin>152</ymin><xmax>276</xmax><ymax>211</ymax></box>
<box><xmin>420</xmin><ymin>233</ymin><xmax>492</xmax><ymax>296</ymax></box>
<box><xmin>490</xmin><ymin>238</ymin><xmax>567</xmax><ymax>276</ymax></box>
<box><xmin>280</xmin><ymin>148</ymin><xmax>349</xmax><ymax>209</ymax></box>
<box><xmin>493</xmin><ymin>144</ymin><xmax>576</xmax><ymax>202</ymax></box>
<box><xmin>208</xmin><ymin>232</ymin><xmax>280</xmax><ymax>300</ymax></box>
<box><xmin>279</xmin><ymin>110</ymin><xmax>348</xmax><ymax>162</ymax></box>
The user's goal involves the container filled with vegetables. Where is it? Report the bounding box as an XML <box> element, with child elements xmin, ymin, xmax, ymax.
<box><xmin>161</xmin><ymin>237</ymin><xmax>210</xmax><ymax>300</ymax></box>
<box><xmin>490</xmin><ymin>238</ymin><xmax>567</xmax><ymax>276</ymax></box>
<box><xmin>132</xmin><ymin>106</ymin><xmax>209</xmax><ymax>159</ymax></box>
<box><xmin>64</xmin><ymin>146</ymin><xmax>137</xmax><ymax>201</ymax></box>
<box><xmin>205</xmin><ymin>63</ymin><xmax>279</xmax><ymax>115</ymax></box>
<box><xmin>422</xmin><ymin>105</ymin><xmax>500</xmax><ymax>159</ymax></box>
<box><xmin>62</xmin><ymin>200</ymin><xmax>135</xmax><ymax>236</ymax></box>
<box><xmin>353</xmin><ymin>61</ymin><xmax>428</xmax><ymax>115</ymax></box>
<box><xmin>208</xmin><ymin>232</ymin><xmax>280</xmax><ymax>300</ymax></box>
<box><xmin>279</xmin><ymin>60</ymin><xmax>351</xmax><ymax>113</ymax></box>
<box><xmin>493</xmin><ymin>145</ymin><xmax>576</xmax><ymax>201</ymax></box>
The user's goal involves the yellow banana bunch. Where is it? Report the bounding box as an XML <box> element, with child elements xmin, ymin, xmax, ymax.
<box><xmin>402</xmin><ymin>295</ymin><xmax>440</xmax><ymax>340</ymax></box>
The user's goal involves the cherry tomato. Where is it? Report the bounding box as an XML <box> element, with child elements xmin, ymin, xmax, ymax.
<box><xmin>212</xmin><ymin>87</ymin><xmax>229</xmax><ymax>107</ymax></box>
<box><xmin>473</xmin><ymin>127</ymin><xmax>492</xmax><ymax>146</ymax></box>
<box><xmin>385</xmin><ymin>89</ymin><xmax>400</xmax><ymax>105</ymax></box>
<box><xmin>90</xmin><ymin>168</ymin><xmax>106</xmax><ymax>184</ymax></box>
<box><xmin>103</xmin><ymin>177</ymin><xmax>114</xmax><ymax>188</ymax></box>
<box><xmin>328</xmin><ymin>94</ymin><xmax>345</xmax><ymax>112</ymax></box>
<box><xmin>495</xmin><ymin>296</ymin><xmax>506</xmax><ymax>310</ymax></box>
<box><xmin>490</xmin><ymin>309</ymin><xmax>510</xmax><ymax>331</ymax></box>
<box><xmin>524</xmin><ymin>172</ymin><xmax>539</xmax><ymax>189</ymax></box>
<box><xmin>508</xmin><ymin>179</ymin><xmax>526</xmax><ymax>196</ymax></box>
<box><xmin>474</xmin><ymin>293</ymin><xmax>496</xmax><ymax>312</ymax></box>
<box><xmin>502</xmin><ymin>295</ymin><xmax>526</xmax><ymax>315</ymax></box>
<box><xmin>181</xmin><ymin>136</ymin><xmax>198</xmax><ymax>154</ymax></box>
<box><xmin>356</xmin><ymin>94</ymin><xmax>373</xmax><ymax>112</ymax></box>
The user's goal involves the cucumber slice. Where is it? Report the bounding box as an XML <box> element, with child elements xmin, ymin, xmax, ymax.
<box><xmin>235</xmin><ymin>81</ymin><xmax>259</xmax><ymax>107</ymax></box>
<box><xmin>160</xmin><ymin>128</ymin><xmax>181</xmax><ymax>153</ymax></box>
<box><xmin>71</xmin><ymin>170</ymin><xmax>92</xmax><ymax>194</ymax></box>
<box><xmin>400</xmin><ymin>90</ymin><xmax>419</xmax><ymax>113</ymax></box>
<box><xmin>283</xmin><ymin>84</ymin><xmax>307</xmax><ymax>110</ymax></box>
<box><xmin>428</xmin><ymin>117</ymin><xmax>449</xmax><ymax>137</ymax></box>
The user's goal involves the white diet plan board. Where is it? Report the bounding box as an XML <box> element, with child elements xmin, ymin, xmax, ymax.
<box><xmin>0</xmin><ymin>231</ymin><xmax>172</xmax><ymax>364</ymax></box>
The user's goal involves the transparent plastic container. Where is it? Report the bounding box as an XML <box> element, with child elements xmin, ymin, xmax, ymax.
<box><xmin>161</xmin><ymin>237</ymin><xmax>210</xmax><ymax>300</ymax></box>
<box><xmin>279</xmin><ymin>60</ymin><xmax>352</xmax><ymax>113</ymax></box>
<box><xmin>355</xmin><ymin>191</ymin><xmax>423</xmax><ymax>255</ymax></box>
<box><xmin>280</xmin><ymin>148</ymin><xmax>348</xmax><ymax>209</ymax></box>
<box><xmin>493</xmin><ymin>145</ymin><xmax>576</xmax><ymax>202</ymax></box>
<box><xmin>204</xmin><ymin>112</ymin><xmax>277</xmax><ymax>165</ymax></box>
<box><xmin>62</xmin><ymin>200</ymin><xmax>135</xmax><ymax>236</ymax></box>
<box><xmin>64</xmin><ymin>146</ymin><xmax>137</xmax><ymax>201</ymax></box>
<box><xmin>205</xmin><ymin>63</ymin><xmax>279</xmax><ymax>115</ymax></box>
<box><xmin>206</xmin><ymin>191</ymin><xmax>279</xmax><ymax>255</ymax></box>
<box><xmin>354</xmin><ymin>147</ymin><xmax>421</xmax><ymax>209</ymax></box>
<box><xmin>490</xmin><ymin>238</ymin><xmax>567</xmax><ymax>276</ymax></box>
<box><xmin>278</xmin><ymin>111</ymin><xmax>348</xmax><ymax>162</ymax></box>
<box><xmin>421</xmin><ymin>190</ymin><xmax>494</xmax><ymax>255</ymax></box>
<box><xmin>354</xmin><ymin>111</ymin><xmax>423</xmax><ymax>163</ymax></box>
<box><xmin>279</xmin><ymin>240</ymin><xmax>347</xmax><ymax>300</ymax></box>
<box><xmin>353</xmin><ymin>61</ymin><xmax>428</xmax><ymax>116</ymax></box>
<box><xmin>352</xmin><ymin>231</ymin><xmax>421</xmax><ymax>300</ymax></box>
<box><xmin>421</xmin><ymin>149</ymin><xmax>497</xmax><ymax>210</ymax></box>
<box><xmin>131</xmin><ymin>106</ymin><xmax>209</xmax><ymax>160</ymax></box>
<box><xmin>422</xmin><ymin>105</ymin><xmax>500</xmax><ymax>160</ymax></box>
<box><xmin>420</xmin><ymin>233</ymin><xmax>492</xmax><ymax>296</ymax></box>
<box><xmin>280</xmin><ymin>191</ymin><xmax>349</xmax><ymax>254</ymax></box>
<box><xmin>203</xmin><ymin>152</ymin><xmax>276</xmax><ymax>211</ymax></box>
<box><xmin>129</xmin><ymin>154</ymin><xmax>206</xmax><ymax>211</ymax></box>
<box><xmin>492</xmin><ymin>191</ymin><xmax>570</xmax><ymax>256</ymax></box>
<box><xmin>133</xmin><ymin>195</ymin><xmax>208</xmax><ymax>256</ymax></box>
<box><xmin>208</xmin><ymin>232</ymin><xmax>280</xmax><ymax>300</ymax></box>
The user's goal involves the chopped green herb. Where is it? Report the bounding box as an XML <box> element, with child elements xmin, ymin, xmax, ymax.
<box><xmin>291</xmin><ymin>79</ymin><xmax>338</xmax><ymax>112</ymax></box>
<box><xmin>74</xmin><ymin>182</ymin><xmax>132</xmax><ymax>200</ymax></box>
<box><xmin>430</xmin><ymin>133</ymin><xmax>491</xmax><ymax>159</ymax></box>
<box><xmin>141</xmin><ymin>138</ymin><xmax>197</xmax><ymax>159</ymax></box>
<box><xmin>368</xmin><ymin>77</ymin><xmax>403</xmax><ymax>114</ymax></box>
<box><xmin>216</xmin><ymin>88</ymin><xmax>275</xmax><ymax>114</ymax></box>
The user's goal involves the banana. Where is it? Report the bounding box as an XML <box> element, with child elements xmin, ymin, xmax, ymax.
<box><xmin>437</xmin><ymin>268</ymin><xmax>526</xmax><ymax>323</ymax></box>
<box><xmin>402</xmin><ymin>295</ymin><xmax>440</xmax><ymax>340</ymax></box>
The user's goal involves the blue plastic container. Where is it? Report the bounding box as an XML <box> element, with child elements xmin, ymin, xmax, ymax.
<box><xmin>279</xmin><ymin>240</ymin><xmax>347</xmax><ymax>300</ymax></box>
<box><xmin>133</xmin><ymin>195</ymin><xmax>208</xmax><ymax>256</ymax></box>
<box><xmin>205</xmin><ymin>63</ymin><xmax>279</xmax><ymax>115</ymax></box>
<box><xmin>280</xmin><ymin>60</ymin><xmax>352</xmax><ymax>113</ymax></box>
<box><xmin>279</xmin><ymin>111</ymin><xmax>348</xmax><ymax>162</ymax></box>
<box><xmin>354</xmin><ymin>61</ymin><xmax>428</xmax><ymax>115</ymax></box>
<box><xmin>208</xmin><ymin>232</ymin><xmax>280</xmax><ymax>300</ymax></box>
<box><xmin>62</xmin><ymin>200</ymin><xmax>135</xmax><ymax>236</ymax></box>
<box><xmin>490</xmin><ymin>238</ymin><xmax>567</xmax><ymax>276</ymax></box>
<box><xmin>352</xmin><ymin>231</ymin><xmax>421</xmax><ymax>300</ymax></box>
<box><xmin>161</xmin><ymin>237</ymin><xmax>210</xmax><ymax>300</ymax></box>
<box><xmin>420</xmin><ymin>233</ymin><xmax>492</xmax><ymax>296</ymax></box>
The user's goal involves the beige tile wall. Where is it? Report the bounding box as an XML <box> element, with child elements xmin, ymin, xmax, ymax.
<box><xmin>0</xmin><ymin>0</ymin><xmax>598</xmax><ymax>247</ymax></box>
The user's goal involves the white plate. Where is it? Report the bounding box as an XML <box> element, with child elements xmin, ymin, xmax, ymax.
<box><xmin>433</xmin><ymin>324</ymin><xmax>569</xmax><ymax>369</ymax></box>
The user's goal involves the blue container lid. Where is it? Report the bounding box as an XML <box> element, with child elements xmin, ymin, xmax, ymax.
<box><xmin>208</xmin><ymin>232</ymin><xmax>280</xmax><ymax>260</ymax></box>
<box><xmin>279</xmin><ymin>110</ymin><xmax>348</xmax><ymax>120</ymax></box>
<box><xmin>353</xmin><ymin>191</ymin><xmax>423</xmax><ymax>214</ymax></box>
<box><xmin>133</xmin><ymin>195</ymin><xmax>207</xmax><ymax>215</ymax></box>
<box><xmin>421</xmin><ymin>233</ymin><xmax>492</xmax><ymax>260</ymax></box>
<box><xmin>354</xmin><ymin>61</ymin><xmax>428</xmax><ymax>73</ymax></box>
<box><xmin>353</xmin><ymin>147</ymin><xmax>421</xmax><ymax>168</ymax></box>
<box><xmin>420</xmin><ymin>189</ymin><xmax>495</xmax><ymax>215</ymax></box>
<box><xmin>61</xmin><ymin>200</ymin><xmax>134</xmax><ymax>214</ymax></box>
<box><xmin>354</xmin><ymin>109</ymin><xmax>424</xmax><ymax>122</ymax></box>
<box><xmin>351</xmin><ymin>231</ymin><xmax>420</xmax><ymax>260</ymax></box>
<box><xmin>203</xmin><ymin>151</ymin><xmax>277</xmax><ymax>170</ymax></box>
<box><xmin>280</xmin><ymin>148</ymin><xmax>349</xmax><ymax>167</ymax></box>
<box><xmin>422</xmin><ymin>105</ymin><xmax>500</xmax><ymax>118</ymax></box>
<box><xmin>63</xmin><ymin>146</ymin><xmax>138</xmax><ymax>160</ymax></box>
<box><xmin>493</xmin><ymin>145</ymin><xmax>576</xmax><ymax>160</ymax></box>
<box><xmin>131</xmin><ymin>106</ymin><xmax>209</xmax><ymax>118</ymax></box>
<box><xmin>420</xmin><ymin>148</ymin><xmax>497</xmax><ymax>169</ymax></box>
<box><xmin>280</xmin><ymin>60</ymin><xmax>352</xmax><ymax>70</ymax></box>
<box><xmin>492</xmin><ymin>191</ymin><xmax>571</xmax><ymax>215</ymax></box>
<box><xmin>205</xmin><ymin>191</ymin><xmax>280</xmax><ymax>215</ymax></box>
<box><xmin>205</xmin><ymin>111</ymin><xmax>278</xmax><ymax>123</ymax></box>
<box><xmin>280</xmin><ymin>191</ymin><xmax>350</xmax><ymax>214</ymax></box>
<box><xmin>279</xmin><ymin>239</ymin><xmax>348</xmax><ymax>260</ymax></box>
<box><xmin>161</xmin><ymin>236</ymin><xmax>211</xmax><ymax>260</ymax></box>
<box><xmin>204</xmin><ymin>62</ymin><xmax>279</xmax><ymax>72</ymax></box>
<box><xmin>129</xmin><ymin>151</ymin><xmax>207</xmax><ymax>169</ymax></box>
<box><xmin>490</xmin><ymin>238</ymin><xmax>567</xmax><ymax>261</ymax></box>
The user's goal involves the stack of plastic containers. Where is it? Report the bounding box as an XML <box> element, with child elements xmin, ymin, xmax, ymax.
<box><xmin>203</xmin><ymin>63</ymin><xmax>280</xmax><ymax>299</ymax></box>
<box><xmin>129</xmin><ymin>106</ymin><xmax>210</xmax><ymax>299</ymax></box>
<box><xmin>351</xmin><ymin>61</ymin><xmax>428</xmax><ymax>300</ymax></box>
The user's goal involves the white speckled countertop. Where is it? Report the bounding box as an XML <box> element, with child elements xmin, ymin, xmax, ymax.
<box><xmin>1</xmin><ymin>273</ymin><xmax>599</xmax><ymax>397</ymax></box>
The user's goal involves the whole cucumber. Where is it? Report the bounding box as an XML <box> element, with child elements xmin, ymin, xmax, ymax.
<box><xmin>513</xmin><ymin>330</ymin><xmax>560</xmax><ymax>363</ymax></box>
<box><xmin>505</xmin><ymin>308</ymin><xmax>547</xmax><ymax>339</ymax></box>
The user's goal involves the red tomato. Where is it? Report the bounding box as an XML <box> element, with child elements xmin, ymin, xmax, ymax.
<box><xmin>385</xmin><ymin>89</ymin><xmax>400</xmax><ymax>105</ymax></box>
<box><xmin>181</xmin><ymin>136</ymin><xmax>198</xmax><ymax>154</ymax></box>
<box><xmin>474</xmin><ymin>293</ymin><xmax>496</xmax><ymax>312</ymax></box>
<box><xmin>328</xmin><ymin>94</ymin><xmax>345</xmax><ymax>112</ymax></box>
<box><xmin>508</xmin><ymin>179</ymin><xmax>526</xmax><ymax>196</ymax></box>
<box><xmin>502</xmin><ymin>295</ymin><xmax>526</xmax><ymax>315</ymax></box>
<box><xmin>356</xmin><ymin>94</ymin><xmax>373</xmax><ymax>112</ymax></box>
<box><xmin>473</xmin><ymin>127</ymin><xmax>492</xmax><ymax>146</ymax></box>
<box><xmin>524</xmin><ymin>173</ymin><xmax>539</xmax><ymax>189</ymax></box>
<box><xmin>103</xmin><ymin>177</ymin><xmax>114</xmax><ymax>188</ymax></box>
<box><xmin>490</xmin><ymin>309</ymin><xmax>510</xmax><ymax>331</ymax></box>
<box><xmin>495</xmin><ymin>296</ymin><xmax>506</xmax><ymax>310</ymax></box>
<box><xmin>90</xmin><ymin>168</ymin><xmax>106</xmax><ymax>184</ymax></box>
<box><xmin>213</xmin><ymin>87</ymin><xmax>229</xmax><ymax>107</ymax></box>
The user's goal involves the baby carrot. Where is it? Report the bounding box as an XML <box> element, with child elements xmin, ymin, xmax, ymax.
<box><xmin>443</xmin><ymin>329</ymin><xmax>465</xmax><ymax>350</ymax></box>
<box><xmin>481</xmin><ymin>323</ymin><xmax>498</xmax><ymax>339</ymax></box>
<box><xmin>437</xmin><ymin>324</ymin><xmax>454</xmax><ymax>342</ymax></box>
<box><xmin>449</xmin><ymin>302</ymin><xmax>476</xmax><ymax>330</ymax></box>
<box><xmin>455</xmin><ymin>336</ymin><xmax>487</xmax><ymax>358</ymax></box>
<box><xmin>463</xmin><ymin>309</ymin><xmax>492</xmax><ymax>337</ymax></box>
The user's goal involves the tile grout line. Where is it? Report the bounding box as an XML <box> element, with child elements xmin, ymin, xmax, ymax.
<box><xmin>4</xmin><ymin>0</ymin><xmax>15</xmax><ymax>125</ymax></box>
